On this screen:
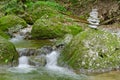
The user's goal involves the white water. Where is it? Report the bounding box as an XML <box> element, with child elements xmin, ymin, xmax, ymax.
<box><xmin>46</xmin><ymin>51</ymin><xmax>60</xmax><ymax>69</ymax></box>
<box><xmin>10</xmin><ymin>25</ymin><xmax>32</xmax><ymax>43</ymax></box>
<box><xmin>45</xmin><ymin>51</ymin><xmax>77</xmax><ymax>75</ymax></box>
<box><xmin>18</xmin><ymin>56</ymin><xmax>30</xmax><ymax>68</ymax></box>
<box><xmin>8</xmin><ymin>56</ymin><xmax>36</xmax><ymax>73</ymax></box>
<box><xmin>87</xmin><ymin>9</ymin><xmax>100</xmax><ymax>28</ymax></box>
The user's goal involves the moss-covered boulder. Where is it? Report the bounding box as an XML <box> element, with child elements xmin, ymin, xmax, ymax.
<box><xmin>0</xmin><ymin>15</ymin><xmax>27</xmax><ymax>31</ymax></box>
<box><xmin>31</xmin><ymin>15</ymin><xmax>83</xmax><ymax>39</ymax></box>
<box><xmin>23</xmin><ymin>1</ymin><xmax>66</xmax><ymax>24</ymax></box>
<box><xmin>0</xmin><ymin>36</ymin><xmax>18</xmax><ymax>64</ymax></box>
<box><xmin>59</xmin><ymin>29</ymin><xmax>120</xmax><ymax>71</ymax></box>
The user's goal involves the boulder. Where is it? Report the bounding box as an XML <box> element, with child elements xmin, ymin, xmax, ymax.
<box><xmin>29</xmin><ymin>55</ymin><xmax>46</xmax><ymax>67</ymax></box>
<box><xmin>16</xmin><ymin>48</ymin><xmax>37</xmax><ymax>56</ymax></box>
<box><xmin>36</xmin><ymin>45</ymin><xmax>53</xmax><ymax>55</ymax></box>
<box><xmin>22</xmin><ymin>1</ymin><xmax>65</xmax><ymax>24</ymax></box>
<box><xmin>59</xmin><ymin>29</ymin><xmax>120</xmax><ymax>72</ymax></box>
<box><xmin>31</xmin><ymin>15</ymin><xmax>83</xmax><ymax>39</ymax></box>
<box><xmin>0</xmin><ymin>36</ymin><xmax>18</xmax><ymax>65</ymax></box>
<box><xmin>0</xmin><ymin>15</ymin><xmax>27</xmax><ymax>31</ymax></box>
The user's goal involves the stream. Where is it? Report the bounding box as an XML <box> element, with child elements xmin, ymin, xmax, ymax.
<box><xmin>0</xmin><ymin>10</ymin><xmax>120</xmax><ymax>80</ymax></box>
<box><xmin>0</xmin><ymin>39</ymin><xmax>120</xmax><ymax>80</ymax></box>
<box><xmin>0</xmin><ymin>24</ymin><xmax>86</xmax><ymax>80</ymax></box>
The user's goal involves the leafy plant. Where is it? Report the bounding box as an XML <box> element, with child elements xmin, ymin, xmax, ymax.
<box><xmin>31</xmin><ymin>1</ymin><xmax>66</xmax><ymax>11</ymax></box>
<box><xmin>2</xmin><ymin>0</ymin><xmax>24</xmax><ymax>14</ymax></box>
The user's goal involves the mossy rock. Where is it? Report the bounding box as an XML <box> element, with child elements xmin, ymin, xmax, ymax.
<box><xmin>0</xmin><ymin>30</ymin><xmax>10</xmax><ymax>39</ymax></box>
<box><xmin>0</xmin><ymin>36</ymin><xmax>18</xmax><ymax>64</ymax></box>
<box><xmin>0</xmin><ymin>15</ymin><xmax>27</xmax><ymax>31</ymax></box>
<box><xmin>59</xmin><ymin>29</ymin><xmax>120</xmax><ymax>71</ymax></box>
<box><xmin>31</xmin><ymin>15</ymin><xmax>83</xmax><ymax>39</ymax></box>
<box><xmin>23</xmin><ymin>1</ymin><xmax>65</xmax><ymax>24</ymax></box>
<box><xmin>22</xmin><ymin>6</ymin><xmax>58</xmax><ymax>24</ymax></box>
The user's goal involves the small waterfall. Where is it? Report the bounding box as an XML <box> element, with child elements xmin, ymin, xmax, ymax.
<box><xmin>18</xmin><ymin>56</ymin><xmax>30</xmax><ymax>68</ymax></box>
<box><xmin>8</xmin><ymin>56</ymin><xmax>36</xmax><ymax>73</ymax></box>
<box><xmin>10</xmin><ymin>25</ymin><xmax>32</xmax><ymax>42</ymax></box>
<box><xmin>8</xmin><ymin>50</ymin><xmax>36</xmax><ymax>73</ymax></box>
<box><xmin>45</xmin><ymin>51</ymin><xmax>76</xmax><ymax>75</ymax></box>
<box><xmin>87</xmin><ymin>9</ymin><xmax>100</xmax><ymax>29</ymax></box>
<box><xmin>45</xmin><ymin>51</ymin><xmax>60</xmax><ymax>68</ymax></box>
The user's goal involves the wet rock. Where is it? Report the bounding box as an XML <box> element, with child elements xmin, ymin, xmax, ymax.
<box><xmin>54</xmin><ymin>34</ymin><xmax>73</xmax><ymax>51</ymax></box>
<box><xmin>16</xmin><ymin>45</ymin><xmax>53</xmax><ymax>66</ymax></box>
<box><xmin>36</xmin><ymin>46</ymin><xmax>53</xmax><ymax>55</ymax></box>
<box><xmin>17</xmin><ymin>48</ymin><xmax>37</xmax><ymax>56</ymax></box>
<box><xmin>29</xmin><ymin>55</ymin><xmax>46</xmax><ymax>67</ymax></box>
<box><xmin>8</xmin><ymin>25</ymin><xmax>24</xmax><ymax>36</ymax></box>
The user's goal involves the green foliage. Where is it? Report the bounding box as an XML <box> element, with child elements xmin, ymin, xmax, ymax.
<box><xmin>79</xmin><ymin>13</ymin><xmax>89</xmax><ymax>20</ymax></box>
<box><xmin>31</xmin><ymin>1</ymin><xmax>66</xmax><ymax>11</ymax></box>
<box><xmin>24</xmin><ymin>1</ymin><xmax>62</xmax><ymax>24</ymax></box>
<box><xmin>5</xmin><ymin>59</ymin><xmax>8</xmax><ymax>63</ymax></box>
<box><xmin>26</xmin><ymin>0</ymin><xmax>56</xmax><ymax>2</ymax></box>
<box><xmin>25</xmin><ymin>1</ymin><xmax>34</xmax><ymax>8</ymax></box>
<box><xmin>2</xmin><ymin>0</ymin><xmax>24</xmax><ymax>14</ymax></box>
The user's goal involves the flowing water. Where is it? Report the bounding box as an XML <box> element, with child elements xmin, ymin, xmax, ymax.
<box><xmin>8</xmin><ymin>56</ymin><xmax>36</xmax><ymax>73</ymax></box>
<box><xmin>9</xmin><ymin>25</ymin><xmax>32</xmax><ymax>43</ymax></box>
<box><xmin>1</xmin><ymin>25</ymin><xmax>87</xmax><ymax>80</ymax></box>
<box><xmin>1</xmin><ymin>11</ymin><xmax>120</xmax><ymax>80</ymax></box>
<box><xmin>45</xmin><ymin>51</ymin><xmax>78</xmax><ymax>76</ymax></box>
<box><xmin>9</xmin><ymin>25</ymin><xmax>52</xmax><ymax>48</ymax></box>
<box><xmin>0</xmin><ymin>52</ymin><xmax>87</xmax><ymax>80</ymax></box>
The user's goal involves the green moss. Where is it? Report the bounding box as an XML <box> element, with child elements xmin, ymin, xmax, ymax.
<box><xmin>23</xmin><ymin>1</ymin><xmax>66</xmax><ymax>24</ymax></box>
<box><xmin>31</xmin><ymin>15</ymin><xmax>83</xmax><ymax>39</ymax></box>
<box><xmin>31</xmin><ymin>1</ymin><xmax>66</xmax><ymax>12</ymax></box>
<box><xmin>0</xmin><ymin>15</ymin><xmax>27</xmax><ymax>31</ymax></box>
<box><xmin>2</xmin><ymin>0</ymin><xmax>24</xmax><ymax>14</ymax></box>
<box><xmin>68</xmin><ymin>25</ymin><xmax>83</xmax><ymax>35</ymax></box>
<box><xmin>0</xmin><ymin>30</ymin><xmax>10</xmax><ymax>39</ymax></box>
<box><xmin>59</xmin><ymin>29</ymin><xmax>120</xmax><ymax>70</ymax></box>
<box><xmin>28</xmin><ymin>4</ymin><xmax>59</xmax><ymax>23</ymax></box>
<box><xmin>0</xmin><ymin>36</ymin><xmax>18</xmax><ymax>64</ymax></box>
